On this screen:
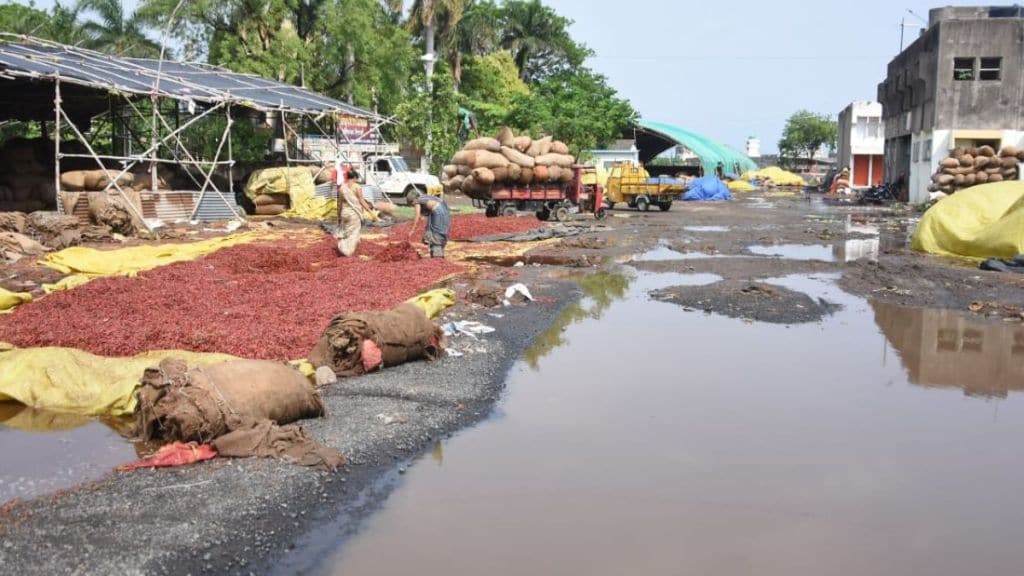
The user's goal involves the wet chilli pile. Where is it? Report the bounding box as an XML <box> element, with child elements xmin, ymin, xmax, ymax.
<box><xmin>0</xmin><ymin>235</ymin><xmax>462</xmax><ymax>359</ymax></box>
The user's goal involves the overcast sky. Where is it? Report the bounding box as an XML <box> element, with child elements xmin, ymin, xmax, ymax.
<box><xmin>16</xmin><ymin>0</ymin><xmax>992</xmax><ymax>152</ymax></box>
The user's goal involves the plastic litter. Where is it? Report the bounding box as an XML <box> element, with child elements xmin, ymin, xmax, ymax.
<box><xmin>442</xmin><ymin>321</ymin><xmax>496</xmax><ymax>339</ymax></box>
<box><xmin>504</xmin><ymin>283</ymin><xmax>534</xmax><ymax>306</ymax></box>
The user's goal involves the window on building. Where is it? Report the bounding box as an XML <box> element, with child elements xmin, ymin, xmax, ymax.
<box><xmin>979</xmin><ymin>57</ymin><xmax>1002</xmax><ymax>81</ymax></box>
<box><xmin>912</xmin><ymin>142</ymin><xmax>920</xmax><ymax>163</ymax></box>
<box><xmin>954</xmin><ymin>58</ymin><xmax>976</xmax><ymax>81</ymax></box>
<box><xmin>922</xmin><ymin>140</ymin><xmax>932</xmax><ymax>162</ymax></box>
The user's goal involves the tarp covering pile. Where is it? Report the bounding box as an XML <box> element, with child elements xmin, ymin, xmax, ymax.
<box><xmin>309</xmin><ymin>303</ymin><xmax>444</xmax><ymax>377</ymax></box>
<box><xmin>683</xmin><ymin>176</ymin><xmax>733</xmax><ymax>202</ymax></box>
<box><xmin>38</xmin><ymin>231</ymin><xmax>265</xmax><ymax>293</ymax></box>
<box><xmin>136</xmin><ymin>357</ymin><xmax>344</xmax><ymax>469</ymax></box>
<box><xmin>912</xmin><ymin>181</ymin><xmax>1024</xmax><ymax>260</ymax></box>
<box><xmin>727</xmin><ymin>179</ymin><xmax>755</xmax><ymax>192</ymax></box>
<box><xmin>741</xmin><ymin>167</ymin><xmax>805</xmax><ymax>187</ymax></box>
<box><xmin>0</xmin><ymin>346</ymin><xmax>236</xmax><ymax>416</ymax></box>
<box><xmin>245</xmin><ymin>167</ymin><xmax>336</xmax><ymax>220</ymax></box>
<box><xmin>0</xmin><ymin>287</ymin><xmax>31</xmax><ymax>312</ymax></box>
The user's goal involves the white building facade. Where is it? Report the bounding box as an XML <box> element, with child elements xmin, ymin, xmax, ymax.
<box><xmin>836</xmin><ymin>101</ymin><xmax>885</xmax><ymax>188</ymax></box>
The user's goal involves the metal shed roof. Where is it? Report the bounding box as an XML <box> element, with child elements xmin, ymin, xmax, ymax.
<box><xmin>634</xmin><ymin>120</ymin><xmax>757</xmax><ymax>176</ymax></box>
<box><xmin>0</xmin><ymin>36</ymin><xmax>381</xmax><ymax>118</ymax></box>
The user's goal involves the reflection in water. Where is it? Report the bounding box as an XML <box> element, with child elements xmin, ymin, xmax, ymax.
<box><xmin>748</xmin><ymin>244</ymin><xmax>835</xmax><ymax>262</ymax></box>
<box><xmin>522</xmin><ymin>271</ymin><xmax>630</xmax><ymax>369</ymax></box>
<box><xmin>430</xmin><ymin>440</ymin><xmax>444</xmax><ymax>467</ymax></box>
<box><xmin>0</xmin><ymin>403</ymin><xmax>93</xmax><ymax>432</ymax></box>
<box><xmin>873</xmin><ymin>301</ymin><xmax>1024</xmax><ymax>398</ymax></box>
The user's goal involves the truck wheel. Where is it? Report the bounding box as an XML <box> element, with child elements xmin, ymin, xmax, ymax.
<box><xmin>536</xmin><ymin>209</ymin><xmax>550</xmax><ymax>221</ymax></box>
<box><xmin>501</xmin><ymin>203</ymin><xmax>517</xmax><ymax>217</ymax></box>
<box><xmin>605</xmin><ymin>201</ymin><xmax>616</xmax><ymax>210</ymax></box>
<box><xmin>404</xmin><ymin>186</ymin><xmax>422</xmax><ymax>206</ymax></box>
<box><xmin>595</xmin><ymin>207</ymin><xmax>608</xmax><ymax>221</ymax></box>
<box><xmin>659</xmin><ymin>201</ymin><xmax>673</xmax><ymax>212</ymax></box>
<box><xmin>635</xmin><ymin>197</ymin><xmax>650</xmax><ymax>212</ymax></box>
<box><xmin>485</xmin><ymin>203</ymin><xmax>499</xmax><ymax>218</ymax></box>
<box><xmin>553</xmin><ymin>205</ymin><xmax>570</xmax><ymax>222</ymax></box>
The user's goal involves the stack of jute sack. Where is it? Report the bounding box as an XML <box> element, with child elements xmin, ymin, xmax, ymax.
<box><xmin>442</xmin><ymin>127</ymin><xmax>575</xmax><ymax>198</ymax></box>
<box><xmin>928</xmin><ymin>145</ymin><xmax>1022</xmax><ymax>195</ymax></box>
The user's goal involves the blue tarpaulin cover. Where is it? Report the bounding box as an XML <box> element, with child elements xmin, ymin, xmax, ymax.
<box><xmin>683</xmin><ymin>176</ymin><xmax>732</xmax><ymax>202</ymax></box>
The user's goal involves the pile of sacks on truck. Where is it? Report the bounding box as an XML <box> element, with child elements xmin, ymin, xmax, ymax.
<box><xmin>442</xmin><ymin>127</ymin><xmax>576</xmax><ymax>197</ymax></box>
<box><xmin>929</xmin><ymin>145</ymin><xmax>1022</xmax><ymax>196</ymax></box>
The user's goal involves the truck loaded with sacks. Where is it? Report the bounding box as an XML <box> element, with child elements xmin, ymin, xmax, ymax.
<box><xmin>442</xmin><ymin>127</ymin><xmax>606</xmax><ymax>222</ymax></box>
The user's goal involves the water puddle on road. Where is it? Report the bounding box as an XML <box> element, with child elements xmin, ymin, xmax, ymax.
<box><xmin>683</xmin><ymin>225</ymin><xmax>731</xmax><ymax>233</ymax></box>
<box><xmin>0</xmin><ymin>407</ymin><xmax>137</xmax><ymax>502</ymax></box>
<box><xmin>318</xmin><ymin>270</ymin><xmax>1024</xmax><ymax>576</ymax></box>
<box><xmin>747</xmin><ymin>243</ymin><xmax>836</xmax><ymax>262</ymax></box>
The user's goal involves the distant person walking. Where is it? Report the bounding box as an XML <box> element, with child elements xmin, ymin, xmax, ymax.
<box><xmin>408</xmin><ymin>193</ymin><xmax>451</xmax><ymax>258</ymax></box>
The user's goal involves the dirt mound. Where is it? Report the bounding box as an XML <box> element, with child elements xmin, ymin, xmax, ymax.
<box><xmin>652</xmin><ymin>280</ymin><xmax>841</xmax><ymax>324</ymax></box>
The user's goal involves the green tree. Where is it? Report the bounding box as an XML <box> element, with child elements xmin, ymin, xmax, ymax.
<box><xmin>447</xmin><ymin>0</ymin><xmax>500</xmax><ymax>88</ymax></box>
<box><xmin>778</xmin><ymin>110</ymin><xmax>837</xmax><ymax>171</ymax></box>
<box><xmin>505</xmin><ymin>68</ymin><xmax>636</xmax><ymax>156</ymax></box>
<box><xmin>407</xmin><ymin>0</ymin><xmax>465</xmax><ymax>78</ymax></box>
<box><xmin>0</xmin><ymin>2</ymin><xmax>90</xmax><ymax>46</ymax></box>
<box><xmin>500</xmin><ymin>0</ymin><xmax>590</xmax><ymax>83</ymax></box>
<box><xmin>394</xmin><ymin>65</ymin><xmax>459</xmax><ymax>173</ymax></box>
<box><xmin>78</xmin><ymin>0</ymin><xmax>161</xmax><ymax>57</ymax></box>
<box><xmin>458</xmin><ymin>50</ymin><xmax>528</xmax><ymax>132</ymax></box>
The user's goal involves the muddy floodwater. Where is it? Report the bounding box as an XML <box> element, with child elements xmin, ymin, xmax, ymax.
<box><xmin>319</xmin><ymin>268</ymin><xmax>1024</xmax><ymax>576</ymax></box>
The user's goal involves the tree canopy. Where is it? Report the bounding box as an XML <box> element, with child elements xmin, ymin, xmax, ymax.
<box><xmin>778</xmin><ymin>110</ymin><xmax>837</xmax><ymax>169</ymax></box>
<box><xmin>0</xmin><ymin>0</ymin><xmax>637</xmax><ymax>167</ymax></box>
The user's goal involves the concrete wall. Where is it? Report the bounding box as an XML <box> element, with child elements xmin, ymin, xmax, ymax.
<box><xmin>838</xmin><ymin>101</ymin><xmax>884</xmax><ymax>187</ymax></box>
<box><xmin>879</xmin><ymin>7</ymin><xmax>1024</xmax><ymax>202</ymax></box>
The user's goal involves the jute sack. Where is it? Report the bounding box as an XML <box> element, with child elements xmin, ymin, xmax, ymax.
<box><xmin>308</xmin><ymin>303</ymin><xmax>444</xmax><ymax>378</ymax></box>
<box><xmin>495</xmin><ymin>127</ymin><xmax>515</xmax><ymax>148</ymax></box>
<box><xmin>513</xmin><ymin>136</ymin><xmax>532</xmax><ymax>152</ymax></box>
<box><xmin>551</xmin><ymin>141</ymin><xmax>570</xmax><ymax>155</ymax></box>
<box><xmin>501</xmin><ymin>146</ymin><xmax>535</xmax><ymax>168</ymax></box>
<box><xmin>472</xmin><ymin>167</ymin><xmax>496</xmax><ymax>186</ymax></box>
<box><xmin>474</xmin><ymin>151</ymin><xmax>510</xmax><ymax>169</ymax></box>
<box><xmin>255</xmin><ymin>204</ymin><xmax>287</xmax><ymax>216</ymax></box>
<box><xmin>254</xmin><ymin>193</ymin><xmax>291</xmax><ymax>206</ymax></box>
<box><xmin>464</xmin><ymin>138</ymin><xmax>501</xmax><ymax>153</ymax></box>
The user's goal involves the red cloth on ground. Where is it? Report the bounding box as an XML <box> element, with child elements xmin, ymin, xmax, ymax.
<box><xmin>362</xmin><ymin>339</ymin><xmax>383</xmax><ymax>372</ymax></box>
<box><xmin>118</xmin><ymin>442</ymin><xmax>218</xmax><ymax>471</ymax></box>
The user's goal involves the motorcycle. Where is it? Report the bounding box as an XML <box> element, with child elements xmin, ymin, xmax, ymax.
<box><xmin>858</xmin><ymin>183</ymin><xmax>897</xmax><ymax>205</ymax></box>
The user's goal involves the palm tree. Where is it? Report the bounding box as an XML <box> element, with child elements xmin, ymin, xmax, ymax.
<box><xmin>500</xmin><ymin>0</ymin><xmax>585</xmax><ymax>83</ymax></box>
<box><xmin>408</xmin><ymin>0</ymin><xmax>465</xmax><ymax>81</ymax></box>
<box><xmin>76</xmin><ymin>0</ymin><xmax>161</xmax><ymax>57</ymax></box>
<box><xmin>448</xmin><ymin>0</ymin><xmax>500</xmax><ymax>87</ymax></box>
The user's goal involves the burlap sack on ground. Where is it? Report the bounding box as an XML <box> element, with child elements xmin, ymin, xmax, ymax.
<box><xmin>87</xmin><ymin>193</ymin><xmax>136</xmax><ymax>236</ymax></box>
<box><xmin>0</xmin><ymin>212</ymin><xmax>26</xmax><ymax>233</ymax></box>
<box><xmin>255</xmin><ymin>204</ymin><xmax>287</xmax><ymax>216</ymax></box>
<box><xmin>135</xmin><ymin>358</ymin><xmax>343</xmax><ymax>469</ymax></box>
<box><xmin>212</xmin><ymin>419</ymin><xmax>345</xmax><ymax>469</ymax></box>
<box><xmin>26</xmin><ymin>211</ymin><xmax>82</xmax><ymax>249</ymax></box>
<box><xmin>309</xmin><ymin>303</ymin><xmax>444</xmax><ymax>377</ymax></box>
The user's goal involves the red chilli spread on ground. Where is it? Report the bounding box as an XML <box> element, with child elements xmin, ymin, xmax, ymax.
<box><xmin>0</xmin><ymin>236</ymin><xmax>462</xmax><ymax>359</ymax></box>
<box><xmin>390</xmin><ymin>213</ymin><xmax>544</xmax><ymax>242</ymax></box>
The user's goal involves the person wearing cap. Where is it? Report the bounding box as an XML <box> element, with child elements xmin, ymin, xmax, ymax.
<box><xmin>408</xmin><ymin>191</ymin><xmax>450</xmax><ymax>258</ymax></box>
<box><xmin>336</xmin><ymin>168</ymin><xmax>372</xmax><ymax>256</ymax></box>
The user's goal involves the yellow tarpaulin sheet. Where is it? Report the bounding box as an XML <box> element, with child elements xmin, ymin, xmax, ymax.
<box><xmin>245</xmin><ymin>167</ymin><xmax>316</xmax><ymax>202</ymax></box>
<box><xmin>407</xmin><ymin>288</ymin><xmax>456</xmax><ymax>319</ymax></box>
<box><xmin>727</xmin><ymin>180</ymin><xmax>755</xmax><ymax>192</ymax></box>
<box><xmin>0</xmin><ymin>287</ymin><xmax>32</xmax><ymax>313</ymax></box>
<box><xmin>282</xmin><ymin>197</ymin><xmax>337</xmax><ymax>220</ymax></box>
<box><xmin>741</xmin><ymin>167</ymin><xmax>805</xmax><ymax>187</ymax></box>
<box><xmin>0</xmin><ymin>347</ymin><xmax>238</xmax><ymax>417</ymax></box>
<box><xmin>912</xmin><ymin>181</ymin><xmax>1024</xmax><ymax>260</ymax></box>
<box><xmin>39</xmin><ymin>232</ymin><xmax>265</xmax><ymax>293</ymax></box>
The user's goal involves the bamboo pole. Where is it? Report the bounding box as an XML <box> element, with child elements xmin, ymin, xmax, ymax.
<box><xmin>53</xmin><ymin>78</ymin><xmax>62</xmax><ymax>214</ymax></box>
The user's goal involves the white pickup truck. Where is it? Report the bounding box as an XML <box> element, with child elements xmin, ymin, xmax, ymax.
<box><xmin>361</xmin><ymin>155</ymin><xmax>442</xmax><ymax>205</ymax></box>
